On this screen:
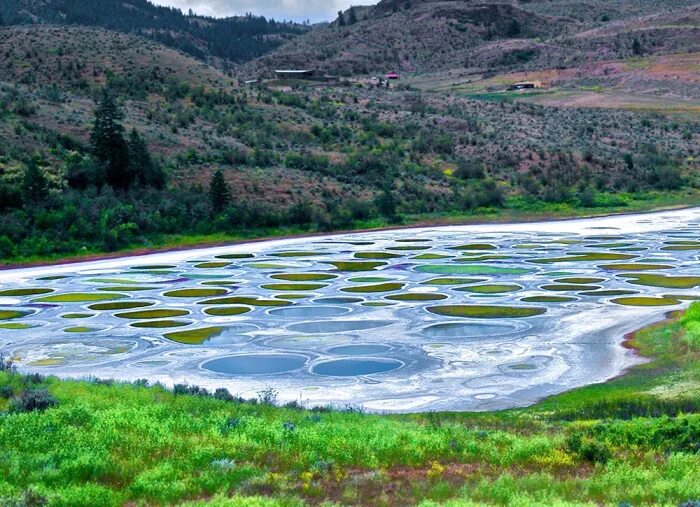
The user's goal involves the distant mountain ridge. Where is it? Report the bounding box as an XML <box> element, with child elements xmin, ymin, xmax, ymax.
<box><xmin>243</xmin><ymin>0</ymin><xmax>700</xmax><ymax>77</ymax></box>
<box><xmin>0</xmin><ymin>0</ymin><xmax>310</xmax><ymax>67</ymax></box>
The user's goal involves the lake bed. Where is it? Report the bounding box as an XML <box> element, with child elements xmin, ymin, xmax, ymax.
<box><xmin>2</xmin><ymin>208</ymin><xmax>700</xmax><ymax>412</ymax></box>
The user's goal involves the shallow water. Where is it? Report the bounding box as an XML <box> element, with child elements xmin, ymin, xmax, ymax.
<box><xmin>2</xmin><ymin>208</ymin><xmax>700</xmax><ymax>412</ymax></box>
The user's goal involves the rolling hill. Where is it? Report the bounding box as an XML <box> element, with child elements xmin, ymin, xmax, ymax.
<box><xmin>0</xmin><ymin>5</ymin><xmax>698</xmax><ymax>259</ymax></box>
<box><xmin>0</xmin><ymin>0</ymin><xmax>309</xmax><ymax>67</ymax></box>
<box><xmin>243</xmin><ymin>0</ymin><xmax>700</xmax><ymax>77</ymax></box>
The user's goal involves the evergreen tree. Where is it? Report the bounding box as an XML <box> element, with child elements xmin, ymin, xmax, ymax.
<box><xmin>375</xmin><ymin>187</ymin><xmax>399</xmax><ymax>223</ymax></box>
<box><xmin>127</xmin><ymin>128</ymin><xmax>166</xmax><ymax>189</ymax></box>
<box><xmin>337</xmin><ymin>11</ymin><xmax>345</xmax><ymax>26</ymax></box>
<box><xmin>506</xmin><ymin>18</ymin><xmax>521</xmax><ymax>37</ymax></box>
<box><xmin>65</xmin><ymin>152</ymin><xmax>103</xmax><ymax>189</ymax></box>
<box><xmin>209</xmin><ymin>169</ymin><xmax>230</xmax><ymax>213</ymax></box>
<box><xmin>348</xmin><ymin>7</ymin><xmax>357</xmax><ymax>25</ymax></box>
<box><xmin>632</xmin><ymin>38</ymin><xmax>643</xmax><ymax>56</ymax></box>
<box><xmin>90</xmin><ymin>90</ymin><xmax>130</xmax><ymax>188</ymax></box>
<box><xmin>22</xmin><ymin>159</ymin><xmax>49</xmax><ymax>202</ymax></box>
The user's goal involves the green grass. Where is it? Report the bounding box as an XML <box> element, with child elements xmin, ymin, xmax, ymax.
<box><xmin>2</xmin><ymin>302</ymin><xmax>700</xmax><ymax>505</ymax></box>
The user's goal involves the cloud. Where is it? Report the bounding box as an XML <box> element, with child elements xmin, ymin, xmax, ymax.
<box><xmin>149</xmin><ymin>0</ymin><xmax>377</xmax><ymax>23</ymax></box>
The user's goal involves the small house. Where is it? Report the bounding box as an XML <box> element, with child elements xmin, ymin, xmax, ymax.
<box><xmin>274</xmin><ymin>69</ymin><xmax>318</xmax><ymax>80</ymax></box>
<box><xmin>507</xmin><ymin>80</ymin><xmax>542</xmax><ymax>91</ymax></box>
<box><xmin>385</xmin><ymin>71</ymin><xmax>400</xmax><ymax>80</ymax></box>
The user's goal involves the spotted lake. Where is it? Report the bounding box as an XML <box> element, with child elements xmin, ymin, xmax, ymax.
<box><xmin>2</xmin><ymin>208</ymin><xmax>700</xmax><ymax>412</ymax></box>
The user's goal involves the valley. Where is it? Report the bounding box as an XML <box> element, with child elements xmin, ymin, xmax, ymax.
<box><xmin>0</xmin><ymin>0</ymin><xmax>699</xmax><ymax>505</ymax></box>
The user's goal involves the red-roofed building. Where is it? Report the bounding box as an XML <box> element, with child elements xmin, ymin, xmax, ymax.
<box><xmin>385</xmin><ymin>72</ymin><xmax>400</xmax><ymax>80</ymax></box>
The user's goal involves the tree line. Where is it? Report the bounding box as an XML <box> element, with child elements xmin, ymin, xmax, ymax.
<box><xmin>0</xmin><ymin>0</ymin><xmax>308</xmax><ymax>64</ymax></box>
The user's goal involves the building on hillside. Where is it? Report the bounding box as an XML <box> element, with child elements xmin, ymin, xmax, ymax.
<box><xmin>385</xmin><ymin>71</ymin><xmax>400</xmax><ymax>80</ymax></box>
<box><xmin>507</xmin><ymin>80</ymin><xmax>542</xmax><ymax>91</ymax></box>
<box><xmin>274</xmin><ymin>69</ymin><xmax>318</xmax><ymax>80</ymax></box>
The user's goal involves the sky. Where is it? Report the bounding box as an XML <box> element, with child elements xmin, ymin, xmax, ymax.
<box><xmin>149</xmin><ymin>0</ymin><xmax>377</xmax><ymax>23</ymax></box>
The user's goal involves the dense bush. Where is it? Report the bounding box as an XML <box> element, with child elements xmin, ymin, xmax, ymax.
<box><xmin>9</xmin><ymin>388</ymin><xmax>58</xmax><ymax>413</ymax></box>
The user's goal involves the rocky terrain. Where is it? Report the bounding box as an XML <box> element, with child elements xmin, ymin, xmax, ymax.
<box><xmin>244</xmin><ymin>0</ymin><xmax>700</xmax><ymax>77</ymax></box>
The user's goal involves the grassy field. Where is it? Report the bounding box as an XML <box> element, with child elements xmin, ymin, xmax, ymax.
<box><xmin>3</xmin><ymin>189</ymin><xmax>698</xmax><ymax>268</ymax></box>
<box><xmin>1</xmin><ymin>298</ymin><xmax>699</xmax><ymax>505</ymax></box>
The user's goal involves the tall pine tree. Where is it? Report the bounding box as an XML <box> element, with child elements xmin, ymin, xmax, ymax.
<box><xmin>90</xmin><ymin>90</ymin><xmax>130</xmax><ymax>189</ymax></box>
<box><xmin>209</xmin><ymin>169</ymin><xmax>230</xmax><ymax>213</ymax></box>
<box><xmin>22</xmin><ymin>159</ymin><xmax>49</xmax><ymax>202</ymax></box>
<box><xmin>127</xmin><ymin>128</ymin><xmax>166</xmax><ymax>189</ymax></box>
<box><xmin>632</xmin><ymin>38</ymin><xmax>643</xmax><ymax>56</ymax></box>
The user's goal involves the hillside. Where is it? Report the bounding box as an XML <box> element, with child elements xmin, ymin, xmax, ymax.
<box><xmin>0</xmin><ymin>0</ymin><xmax>309</xmax><ymax>67</ymax></box>
<box><xmin>244</xmin><ymin>1</ymin><xmax>574</xmax><ymax>77</ymax></box>
<box><xmin>0</xmin><ymin>23</ymin><xmax>698</xmax><ymax>260</ymax></box>
<box><xmin>243</xmin><ymin>0</ymin><xmax>700</xmax><ymax>77</ymax></box>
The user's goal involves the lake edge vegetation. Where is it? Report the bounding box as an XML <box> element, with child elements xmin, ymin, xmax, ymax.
<box><xmin>1</xmin><ymin>301</ymin><xmax>699</xmax><ymax>506</ymax></box>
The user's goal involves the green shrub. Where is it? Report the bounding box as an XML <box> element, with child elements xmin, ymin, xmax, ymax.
<box><xmin>566</xmin><ymin>433</ymin><xmax>611</xmax><ymax>464</ymax></box>
<box><xmin>9</xmin><ymin>388</ymin><xmax>58</xmax><ymax>413</ymax></box>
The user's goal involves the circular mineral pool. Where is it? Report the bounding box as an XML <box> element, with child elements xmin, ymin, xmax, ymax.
<box><xmin>202</xmin><ymin>354</ymin><xmax>308</xmax><ymax>375</ymax></box>
<box><xmin>287</xmin><ymin>320</ymin><xmax>394</xmax><ymax>334</ymax></box>
<box><xmin>422</xmin><ymin>322</ymin><xmax>521</xmax><ymax>339</ymax></box>
<box><xmin>266</xmin><ymin>335</ymin><xmax>349</xmax><ymax>349</ymax></box>
<box><xmin>268</xmin><ymin>306</ymin><xmax>351</xmax><ymax>318</ymax></box>
<box><xmin>313</xmin><ymin>297</ymin><xmax>363</xmax><ymax>304</ymax></box>
<box><xmin>327</xmin><ymin>344</ymin><xmax>392</xmax><ymax>355</ymax></box>
<box><xmin>311</xmin><ymin>358</ymin><xmax>403</xmax><ymax>377</ymax></box>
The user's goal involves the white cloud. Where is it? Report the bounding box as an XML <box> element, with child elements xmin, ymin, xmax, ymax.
<box><xmin>149</xmin><ymin>0</ymin><xmax>377</xmax><ymax>23</ymax></box>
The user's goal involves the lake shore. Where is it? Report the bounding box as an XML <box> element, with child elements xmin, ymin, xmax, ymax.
<box><xmin>2</xmin><ymin>198</ymin><xmax>697</xmax><ymax>271</ymax></box>
<box><xmin>2</xmin><ymin>205</ymin><xmax>698</xmax><ymax>412</ymax></box>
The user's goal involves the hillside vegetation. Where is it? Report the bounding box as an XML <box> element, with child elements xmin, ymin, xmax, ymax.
<box><xmin>244</xmin><ymin>0</ymin><xmax>700</xmax><ymax>77</ymax></box>
<box><xmin>0</xmin><ymin>0</ymin><xmax>308</xmax><ymax>67</ymax></box>
<box><xmin>0</xmin><ymin>24</ymin><xmax>698</xmax><ymax>261</ymax></box>
<box><xmin>1</xmin><ymin>301</ymin><xmax>699</xmax><ymax>505</ymax></box>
